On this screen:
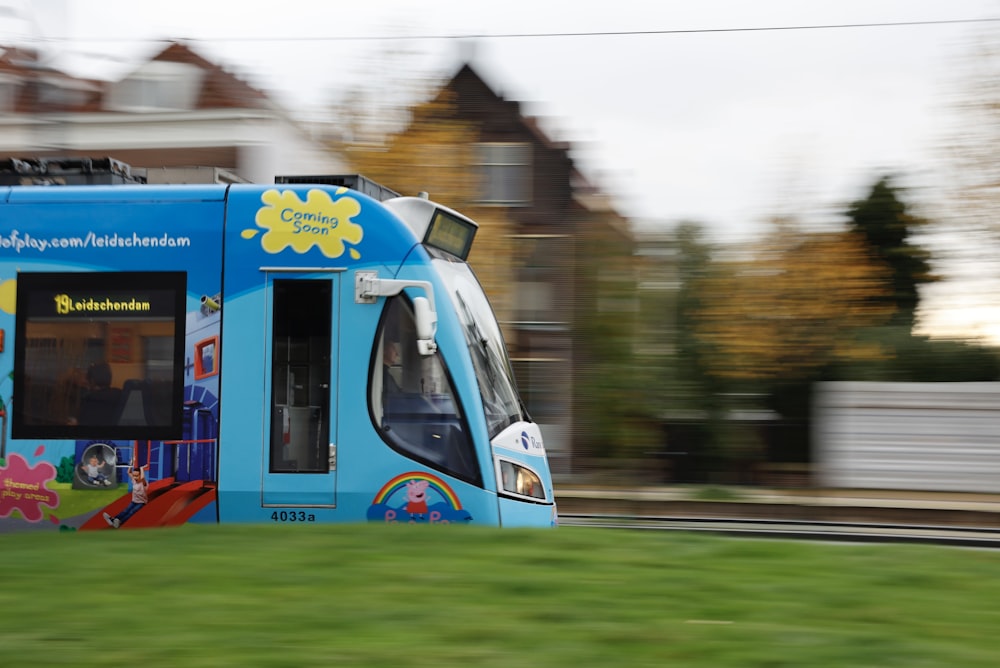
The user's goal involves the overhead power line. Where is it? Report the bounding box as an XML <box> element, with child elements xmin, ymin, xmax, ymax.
<box><xmin>20</xmin><ymin>16</ymin><xmax>1000</xmax><ymax>44</ymax></box>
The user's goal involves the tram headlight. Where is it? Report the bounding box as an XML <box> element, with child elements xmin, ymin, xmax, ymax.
<box><xmin>499</xmin><ymin>460</ymin><xmax>546</xmax><ymax>500</ymax></box>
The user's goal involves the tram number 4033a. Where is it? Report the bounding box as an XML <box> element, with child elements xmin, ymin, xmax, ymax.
<box><xmin>271</xmin><ymin>510</ymin><xmax>317</xmax><ymax>523</ymax></box>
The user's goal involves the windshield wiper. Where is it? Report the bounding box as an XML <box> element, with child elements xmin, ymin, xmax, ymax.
<box><xmin>456</xmin><ymin>292</ymin><xmax>496</xmax><ymax>384</ymax></box>
<box><xmin>479</xmin><ymin>337</ymin><xmax>499</xmax><ymax>384</ymax></box>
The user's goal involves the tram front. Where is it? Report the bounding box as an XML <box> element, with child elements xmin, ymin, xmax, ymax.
<box><xmin>440</xmin><ymin>258</ymin><xmax>557</xmax><ymax>527</ymax></box>
<box><xmin>384</xmin><ymin>197</ymin><xmax>557</xmax><ymax>528</ymax></box>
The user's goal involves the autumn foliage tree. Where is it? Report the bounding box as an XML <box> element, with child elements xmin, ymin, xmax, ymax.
<box><xmin>681</xmin><ymin>222</ymin><xmax>897</xmax><ymax>470</ymax></box>
<box><xmin>344</xmin><ymin>94</ymin><xmax>519</xmax><ymax>327</ymax></box>
<box><xmin>692</xmin><ymin>222</ymin><xmax>894</xmax><ymax>383</ymax></box>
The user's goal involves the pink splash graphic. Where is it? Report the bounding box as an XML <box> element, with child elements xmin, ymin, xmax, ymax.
<box><xmin>34</xmin><ymin>444</ymin><xmax>45</xmax><ymax>457</ymax></box>
<box><xmin>0</xmin><ymin>453</ymin><xmax>59</xmax><ymax>522</ymax></box>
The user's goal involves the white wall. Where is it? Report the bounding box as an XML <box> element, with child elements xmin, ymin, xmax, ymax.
<box><xmin>814</xmin><ymin>381</ymin><xmax>1000</xmax><ymax>493</ymax></box>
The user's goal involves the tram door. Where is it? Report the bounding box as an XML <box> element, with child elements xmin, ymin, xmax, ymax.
<box><xmin>261</xmin><ymin>277</ymin><xmax>337</xmax><ymax>507</ymax></box>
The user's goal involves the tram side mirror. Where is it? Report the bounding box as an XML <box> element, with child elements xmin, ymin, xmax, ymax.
<box><xmin>413</xmin><ymin>296</ymin><xmax>438</xmax><ymax>355</ymax></box>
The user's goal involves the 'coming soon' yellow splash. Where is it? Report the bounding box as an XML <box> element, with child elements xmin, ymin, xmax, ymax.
<box><xmin>243</xmin><ymin>188</ymin><xmax>364</xmax><ymax>260</ymax></box>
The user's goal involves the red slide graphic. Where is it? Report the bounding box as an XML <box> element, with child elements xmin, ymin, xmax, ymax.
<box><xmin>80</xmin><ymin>479</ymin><xmax>217</xmax><ymax>530</ymax></box>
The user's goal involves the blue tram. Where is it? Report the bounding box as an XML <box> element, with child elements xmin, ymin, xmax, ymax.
<box><xmin>0</xmin><ymin>179</ymin><xmax>556</xmax><ymax>530</ymax></box>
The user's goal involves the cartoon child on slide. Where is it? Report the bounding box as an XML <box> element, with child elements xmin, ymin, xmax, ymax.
<box><xmin>103</xmin><ymin>464</ymin><xmax>148</xmax><ymax>529</ymax></box>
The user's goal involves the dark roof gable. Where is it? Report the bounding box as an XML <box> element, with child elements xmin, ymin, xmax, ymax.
<box><xmin>442</xmin><ymin>62</ymin><xmax>571</xmax><ymax>152</ymax></box>
<box><xmin>0</xmin><ymin>41</ymin><xmax>274</xmax><ymax>113</ymax></box>
<box><xmin>0</xmin><ymin>46</ymin><xmax>104</xmax><ymax>113</ymax></box>
<box><xmin>141</xmin><ymin>41</ymin><xmax>272</xmax><ymax>110</ymax></box>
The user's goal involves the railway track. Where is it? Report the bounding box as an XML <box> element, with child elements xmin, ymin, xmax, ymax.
<box><xmin>557</xmin><ymin>513</ymin><xmax>1000</xmax><ymax>548</ymax></box>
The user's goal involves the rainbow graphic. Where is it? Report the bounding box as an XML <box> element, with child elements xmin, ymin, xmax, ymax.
<box><xmin>367</xmin><ymin>471</ymin><xmax>472</xmax><ymax>524</ymax></box>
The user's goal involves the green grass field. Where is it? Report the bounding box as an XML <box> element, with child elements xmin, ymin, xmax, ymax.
<box><xmin>2</xmin><ymin>524</ymin><xmax>998</xmax><ymax>667</ymax></box>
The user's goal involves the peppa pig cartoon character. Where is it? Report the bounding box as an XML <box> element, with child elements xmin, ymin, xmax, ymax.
<box><xmin>405</xmin><ymin>479</ymin><xmax>429</xmax><ymax>520</ymax></box>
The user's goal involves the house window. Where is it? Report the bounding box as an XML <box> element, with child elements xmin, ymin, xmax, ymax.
<box><xmin>515</xmin><ymin>281</ymin><xmax>554</xmax><ymax>323</ymax></box>
<box><xmin>0</xmin><ymin>76</ymin><xmax>17</xmax><ymax>113</ymax></box>
<box><xmin>36</xmin><ymin>80</ymin><xmax>90</xmax><ymax>109</ymax></box>
<box><xmin>511</xmin><ymin>235</ymin><xmax>571</xmax><ymax>325</ymax></box>
<box><xmin>105</xmin><ymin>61</ymin><xmax>205</xmax><ymax>111</ymax></box>
<box><xmin>474</xmin><ymin>142</ymin><xmax>531</xmax><ymax>205</ymax></box>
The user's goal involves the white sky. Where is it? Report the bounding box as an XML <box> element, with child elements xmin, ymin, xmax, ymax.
<box><xmin>5</xmin><ymin>0</ymin><xmax>1000</xmax><ymax>342</ymax></box>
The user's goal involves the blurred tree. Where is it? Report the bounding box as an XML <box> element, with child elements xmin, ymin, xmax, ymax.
<box><xmin>329</xmin><ymin>62</ymin><xmax>651</xmax><ymax>474</ymax></box>
<box><xmin>320</xmin><ymin>57</ymin><xmax>531</xmax><ymax>327</ymax></box>
<box><xmin>945</xmin><ymin>35</ymin><xmax>1000</xmax><ymax>254</ymax></box>
<box><xmin>691</xmin><ymin>220</ymin><xmax>894</xmax><ymax>382</ymax></box>
<box><xmin>347</xmin><ymin>94</ymin><xmax>477</xmax><ymax>203</ymax></box>
<box><xmin>837</xmin><ymin>173</ymin><xmax>998</xmax><ymax>383</ymax></box>
<box><xmin>936</xmin><ymin>33</ymin><xmax>1000</xmax><ymax>347</ymax></box>
<box><xmin>673</xmin><ymin>222</ymin><xmax>721</xmax><ymax>401</ymax></box>
<box><xmin>319</xmin><ymin>43</ymin><xmax>431</xmax><ymax>147</ymax></box>
<box><xmin>665</xmin><ymin>222</ymin><xmax>742</xmax><ymax>481</ymax></box>
<box><xmin>685</xmin><ymin>221</ymin><xmax>897</xmax><ymax>473</ymax></box>
<box><xmin>832</xmin><ymin>331</ymin><xmax>1000</xmax><ymax>382</ymax></box>
<box><xmin>575</xmin><ymin>215</ymin><xmax>650</xmax><ymax>461</ymax></box>
<box><xmin>343</xmin><ymin>94</ymin><xmax>520</xmax><ymax>329</ymax></box>
<box><xmin>846</xmin><ymin>176</ymin><xmax>937</xmax><ymax>331</ymax></box>
<box><xmin>633</xmin><ymin>221</ymin><xmax>720</xmax><ymax>408</ymax></box>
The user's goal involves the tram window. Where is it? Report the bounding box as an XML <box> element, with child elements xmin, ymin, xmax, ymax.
<box><xmin>371</xmin><ymin>297</ymin><xmax>481</xmax><ymax>486</ymax></box>
<box><xmin>269</xmin><ymin>280</ymin><xmax>331</xmax><ymax>474</ymax></box>
<box><xmin>12</xmin><ymin>271</ymin><xmax>186</xmax><ymax>440</ymax></box>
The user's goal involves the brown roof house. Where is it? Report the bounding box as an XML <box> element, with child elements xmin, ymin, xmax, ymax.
<box><xmin>354</xmin><ymin>63</ymin><xmax>639</xmax><ymax>477</ymax></box>
<box><xmin>0</xmin><ymin>41</ymin><xmax>347</xmax><ymax>183</ymax></box>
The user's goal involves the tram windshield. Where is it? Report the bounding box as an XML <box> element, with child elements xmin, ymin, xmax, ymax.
<box><xmin>436</xmin><ymin>258</ymin><xmax>527</xmax><ymax>438</ymax></box>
